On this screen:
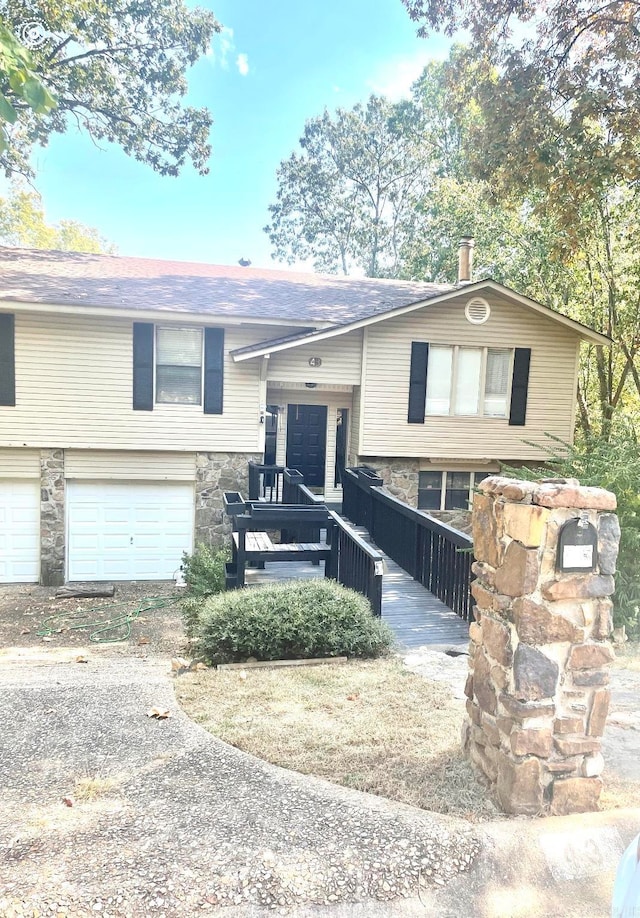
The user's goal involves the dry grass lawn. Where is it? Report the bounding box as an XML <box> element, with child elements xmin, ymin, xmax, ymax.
<box><xmin>613</xmin><ymin>641</ymin><xmax>640</xmax><ymax>671</ymax></box>
<box><xmin>176</xmin><ymin>657</ymin><xmax>498</xmax><ymax>821</ymax></box>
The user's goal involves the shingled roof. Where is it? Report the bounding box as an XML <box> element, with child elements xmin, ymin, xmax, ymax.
<box><xmin>0</xmin><ymin>247</ymin><xmax>454</xmax><ymax>326</ymax></box>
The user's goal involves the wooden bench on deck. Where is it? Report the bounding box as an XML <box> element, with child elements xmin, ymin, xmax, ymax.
<box><xmin>229</xmin><ymin>504</ymin><xmax>335</xmax><ymax>587</ymax></box>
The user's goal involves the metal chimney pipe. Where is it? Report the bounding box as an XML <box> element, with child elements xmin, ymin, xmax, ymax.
<box><xmin>458</xmin><ymin>236</ymin><xmax>475</xmax><ymax>285</ymax></box>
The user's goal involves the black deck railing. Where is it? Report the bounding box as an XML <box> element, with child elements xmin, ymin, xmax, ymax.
<box><xmin>328</xmin><ymin>511</ymin><xmax>383</xmax><ymax>617</ymax></box>
<box><xmin>227</xmin><ymin>465</ymin><xmax>384</xmax><ymax>617</ymax></box>
<box><xmin>341</xmin><ymin>468</ymin><xmax>474</xmax><ymax>621</ymax></box>
<box><xmin>248</xmin><ymin>462</ymin><xmax>285</xmax><ymax>503</ymax></box>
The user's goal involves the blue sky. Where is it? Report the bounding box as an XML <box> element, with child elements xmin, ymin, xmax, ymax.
<box><xmin>26</xmin><ymin>0</ymin><xmax>451</xmax><ymax>269</ymax></box>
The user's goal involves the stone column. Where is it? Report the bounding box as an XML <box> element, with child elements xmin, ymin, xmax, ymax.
<box><xmin>195</xmin><ymin>452</ymin><xmax>261</xmax><ymax>546</ymax></box>
<box><xmin>464</xmin><ymin>476</ymin><xmax>619</xmax><ymax>816</ymax></box>
<box><xmin>40</xmin><ymin>448</ymin><xmax>65</xmax><ymax>586</ymax></box>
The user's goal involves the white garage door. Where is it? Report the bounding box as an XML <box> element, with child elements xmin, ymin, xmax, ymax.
<box><xmin>67</xmin><ymin>481</ymin><xmax>194</xmax><ymax>581</ymax></box>
<box><xmin>0</xmin><ymin>480</ymin><xmax>40</xmax><ymax>583</ymax></box>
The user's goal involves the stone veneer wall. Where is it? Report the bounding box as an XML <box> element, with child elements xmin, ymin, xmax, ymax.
<box><xmin>40</xmin><ymin>448</ymin><xmax>65</xmax><ymax>587</ymax></box>
<box><xmin>465</xmin><ymin>475</ymin><xmax>620</xmax><ymax>816</ymax></box>
<box><xmin>195</xmin><ymin>452</ymin><xmax>261</xmax><ymax>545</ymax></box>
<box><xmin>357</xmin><ymin>457</ymin><xmax>420</xmax><ymax>507</ymax></box>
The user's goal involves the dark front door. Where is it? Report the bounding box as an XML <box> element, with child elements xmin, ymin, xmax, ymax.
<box><xmin>286</xmin><ymin>404</ymin><xmax>327</xmax><ymax>488</ymax></box>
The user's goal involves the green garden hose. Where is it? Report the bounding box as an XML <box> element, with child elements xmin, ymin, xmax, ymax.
<box><xmin>37</xmin><ymin>596</ymin><xmax>178</xmax><ymax>643</ymax></box>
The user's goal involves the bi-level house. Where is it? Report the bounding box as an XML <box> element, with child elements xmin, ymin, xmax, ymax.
<box><xmin>0</xmin><ymin>241</ymin><xmax>609</xmax><ymax>585</ymax></box>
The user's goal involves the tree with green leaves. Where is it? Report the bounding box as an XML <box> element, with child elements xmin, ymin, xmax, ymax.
<box><xmin>0</xmin><ymin>24</ymin><xmax>56</xmax><ymax>152</ymax></box>
<box><xmin>0</xmin><ymin>186</ymin><xmax>114</xmax><ymax>252</ymax></box>
<box><xmin>401</xmin><ymin>0</ymin><xmax>640</xmax><ymax>235</ymax></box>
<box><xmin>265</xmin><ymin>95</ymin><xmax>432</xmax><ymax>276</ymax></box>
<box><xmin>0</xmin><ymin>2</ymin><xmax>219</xmax><ymax>177</ymax></box>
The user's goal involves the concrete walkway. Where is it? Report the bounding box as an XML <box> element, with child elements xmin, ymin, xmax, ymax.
<box><xmin>1</xmin><ymin>647</ymin><xmax>639</xmax><ymax>917</ymax></box>
<box><xmin>0</xmin><ymin>648</ymin><xmax>478</xmax><ymax>916</ymax></box>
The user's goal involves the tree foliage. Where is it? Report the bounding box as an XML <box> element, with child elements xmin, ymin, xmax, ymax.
<box><xmin>0</xmin><ymin>1</ymin><xmax>220</xmax><ymax>177</ymax></box>
<box><xmin>401</xmin><ymin>0</ymin><xmax>640</xmax><ymax>234</ymax></box>
<box><xmin>265</xmin><ymin>95</ymin><xmax>432</xmax><ymax>276</ymax></box>
<box><xmin>0</xmin><ymin>186</ymin><xmax>114</xmax><ymax>252</ymax></box>
<box><xmin>0</xmin><ymin>24</ymin><xmax>56</xmax><ymax>152</ymax></box>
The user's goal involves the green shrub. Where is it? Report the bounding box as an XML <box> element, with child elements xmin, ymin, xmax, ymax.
<box><xmin>180</xmin><ymin>543</ymin><xmax>230</xmax><ymax>636</ymax></box>
<box><xmin>194</xmin><ymin>579</ymin><xmax>394</xmax><ymax>664</ymax></box>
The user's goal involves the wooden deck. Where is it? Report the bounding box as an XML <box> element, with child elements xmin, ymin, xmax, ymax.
<box><xmin>244</xmin><ymin>526</ymin><xmax>470</xmax><ymax>651</ymax></box>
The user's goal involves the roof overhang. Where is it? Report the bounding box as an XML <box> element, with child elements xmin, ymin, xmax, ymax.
<box><xmin>230</xmin><ymin>279</ymin><xmax>612</xmax><ymax>362</ymax></box>
<box><xmin>0</xmin><ymin>298</ymin><xmax>326</xmax><ymax>329</ymax></box>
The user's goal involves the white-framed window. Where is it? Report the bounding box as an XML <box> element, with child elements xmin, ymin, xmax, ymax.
<box><xmin>425</xmin><ymin>345</ymin><xmax>512</xmax><ymax>417</ymax></box>
<box><xmin>155</xmin><ymin>326</ymin><xmax>203</xmax><ymax>405</ymax></box>
<box><xmin>418</xmin><ymin>470</ymin><xmax>492</xmax><ymax>511</ymax></box>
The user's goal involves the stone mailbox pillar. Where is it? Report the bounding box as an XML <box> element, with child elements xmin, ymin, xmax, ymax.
<box><xmin>464</xmin><ymin>476</ymin><xmax>620</xmax><ymax>815</ymax></box>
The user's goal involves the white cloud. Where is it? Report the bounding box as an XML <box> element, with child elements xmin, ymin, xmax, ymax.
<box><xmin>209</xmin><ymin>26</ymin><xmax>235</xmax><ymax>69</ymax></box>
<box><xmin>236</xmin><ymin>53</ymin><xmax>250</xmax><ymax>77</ymax></box>
<box><xmin>368</xmin><ymin>47</ymin><xmax>449</xmax><ymax>100</ymax></box>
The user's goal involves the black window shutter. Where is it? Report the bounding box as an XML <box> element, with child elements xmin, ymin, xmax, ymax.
<box><xmin>0</xmin><ymin>313</ymin><xmax>15</xmax><ymax>406</ymax></box>
<box><xmin>408</xmin><ymin>341</ymin><xmax>429</xmax><ymax>424</ymax></box>
<box><xmin>133</xmin><ymin>322</ymin><xmax>154</xmax><ymax>411</ymax></box>
<box><xmin>509</xmin><ymin>347</ymin><xmax>531</xmax><ymax>426</ymax></box>
<box><xmin>204</xmin><ymin>327</ymin><xmax>224</xmax><ymax>415</ymax></box>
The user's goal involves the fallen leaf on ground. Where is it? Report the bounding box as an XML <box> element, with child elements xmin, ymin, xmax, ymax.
<box><xmin>171</xmin><ymin>657</ymin><xmax>190</xmax><ymax>671</ymax></box>
<box><xmin>20</xmin><ymin>629</ymin><xmax>30</xmax><ymax>635</ymax></box>
<box><xmin>146</xmin><ymin>706</ymin><xmax>171</xmax><ymax>719</ymax></box>
<box><xmin>138</xmin><ymin>636</ymin><xmax>150</xmax><ymax>645</ymax></box>
<box><xmin>346</xmin><ymin>693</ymin><xmax>360</xmax><ymax>701</ymax></box>
<box><xmin>62</xmin><ymin>796</ymin><xmax>74</xmax><ymax>807</ymax></box>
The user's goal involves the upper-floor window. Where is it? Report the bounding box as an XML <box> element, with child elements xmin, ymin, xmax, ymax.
<box><xmin>156</xmin><ymin>326</ymin><xmax>203</xmax><ymax>405</ymax></box>
<box><xmin>133</xmin><ymin>322</ymin><xmax>224</xmax><ymax>414</ymax></box>
<box><xmin>425</xmin><ymin>345</ymin><xmax>512</xmax><ymax>417</ymax></box>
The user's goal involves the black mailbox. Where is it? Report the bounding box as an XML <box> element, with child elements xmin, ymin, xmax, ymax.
<box><xmin>556</xmin><ymin>514</ymin><xmax>598</xmax><ymax>573</ymax></box>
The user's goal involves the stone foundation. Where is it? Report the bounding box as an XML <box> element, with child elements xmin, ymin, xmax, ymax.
<box><xmin>195</xmin><ymin>451</ymin><xmax>261</xmax><ymax>546</ymax></box>
<box><xmin>358</xmin><ymin>457</ymin><xmax>420</xmax><ymax>507</ymax></box>
<box><xmin>465</xmin><ymin>475</ymin><xmax>619</xmax><ymax>815</ymax></box>
<box><xmin>40</xmin><ymin>448</ymin><xmax>65</xmax><ymax>586</ymax></box>
<box><xmin>430</xmin><ymin>509</ymin><xmax>472</xmax><ymax>535</ymax></box>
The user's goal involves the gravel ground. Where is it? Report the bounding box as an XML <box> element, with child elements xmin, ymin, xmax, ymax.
<box><xmin>0</xmin><ymin>648</ymin><xmax>480</xmax><ymax>917</ymax></box>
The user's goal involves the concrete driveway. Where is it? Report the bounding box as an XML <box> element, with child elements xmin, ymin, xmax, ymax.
<box><xmin>1</xmin><ymin>646</ymin><xmax>639</xmax><ymax>917</ymax></box>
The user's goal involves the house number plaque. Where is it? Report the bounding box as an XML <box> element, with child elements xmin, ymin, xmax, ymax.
<box><xmin>556</xmin><ymin>515</ymin><xmax>598</xmax><ymax>573</ymax></box>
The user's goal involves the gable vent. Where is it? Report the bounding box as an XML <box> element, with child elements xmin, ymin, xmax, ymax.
<box><xmin>465</xmin><ymin>297</ymin><xmax>490</xmax><ymax>325</ymax></box>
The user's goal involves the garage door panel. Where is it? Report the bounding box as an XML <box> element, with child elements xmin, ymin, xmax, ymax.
<box><xmin>0</xmin><ymin>481</ymin><xmax>40</xmax><ymax>583</ymax></box>
<box><xmin>67</xmin><ymin>481</ymin><xmax>194</xmax><ymax>581</ymax></box>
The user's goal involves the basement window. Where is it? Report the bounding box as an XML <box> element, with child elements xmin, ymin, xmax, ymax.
<box><xmin>418</xmin><ymin>470</ymin><xmax>491</xmax><ymax>511</ymax></box>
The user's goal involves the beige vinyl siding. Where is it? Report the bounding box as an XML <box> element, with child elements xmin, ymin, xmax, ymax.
<box><xmin>361</xmin><ymin>294</ymin><xmax>580</xmax><ymax>461</ymax></box>
<box><xmin>2</xmin><ymin>312</ymin><xmax>292</xmax><ymax>453</ymax></box>
<box><xmin>0</xmin><ymin>448</ymin><xmax>40</xmax><ymax>478</ymax></box>
<box><xmin>270</xmin><ymin>387</ymin><xmax>353</xmax><ymax>502</ymax></box>
<box><xmin>267</xmin><ymin>330</ymin><xmax>362</xmax><ymax>385</ymax></box>
<box><xmin>65</xmin><ymin>450</ymin><xmax>196</xmax><ymax>480</ymax></box>
<box><xmin>349</xmin><ymin>386</ymin><xmax>362</xmax><ymax>464</ymax></box>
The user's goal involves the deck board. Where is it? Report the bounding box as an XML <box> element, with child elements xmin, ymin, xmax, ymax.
<box><xmin>243</xmin><ymin>523</ymin><xmax>470</xmax><ymax>651</ymax></box>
